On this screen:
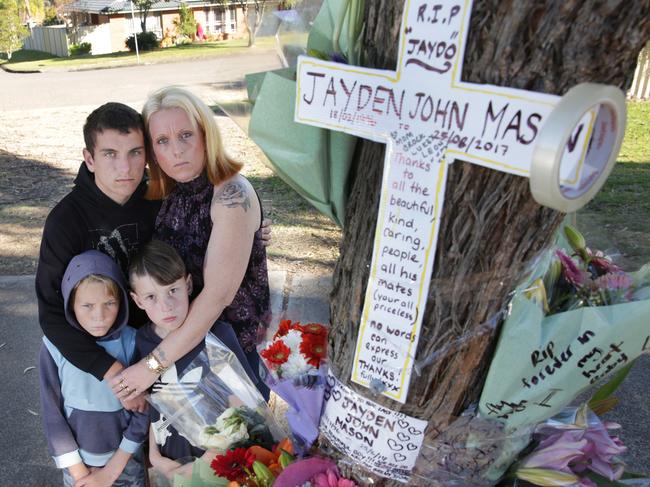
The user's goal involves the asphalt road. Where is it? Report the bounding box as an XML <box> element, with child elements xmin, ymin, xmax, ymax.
<box><xmin>0</xmin><ymin>49</ymin><xmax>282</xmax><ymax>111</ymax></box>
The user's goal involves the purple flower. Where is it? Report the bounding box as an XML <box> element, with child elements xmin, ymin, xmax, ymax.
<box><xmin>556</xmin><ymin>250</ymin><xmax>587</xmax><ymax>287</ymax></box>
<box><xmin>329</xmin><ymin>52</ymin><xmax>348</xmax><ymax>64</ymax></box>
<box><xmin>518</xmin><ymin>409</ymin><xmax>627</xmax><ymax>483</ymax></box>
<box><xmin>521</xmin><ymin>432</ymin><xmax>587</xmax><ymax>472</ymax></box>
<box><xmin>594</xmin><ymin>273</ymin><xmax>632</xmax><ymax>291</ymax></box>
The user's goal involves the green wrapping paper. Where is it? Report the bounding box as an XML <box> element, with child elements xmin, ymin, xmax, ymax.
<box><xmin>172</xmin><ymin>459</ymin><xmax>229</xmax><ymax>487</ymax></box>
<box><xmin>246</xmin><ymin>0</ymin><xmax>359</xmax><ymax>227</ymax></box>
<box><xmin>248</xmin><ymin>68</ymin><xmax>355</xmax><ymax>226</ymax></box>
<box><xmin>478</xmin><ymin>253</ymin><xmax>650</xmax><ymax>431</ymax></box>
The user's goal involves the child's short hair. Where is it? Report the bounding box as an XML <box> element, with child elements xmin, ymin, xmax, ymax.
<box><xmin>83</xmin><ymin>102</ymin><xmax>144</xmax><ymax>156</ymax></box>
<box><xmin>129</xmin><ymin>240</ymin><xmax>186</xmax><ymax>287</ymax></box>
<box><xmin>70</xmin><ymin>274</ymin><xmax>121</xmax><ymax>307</ymax></box>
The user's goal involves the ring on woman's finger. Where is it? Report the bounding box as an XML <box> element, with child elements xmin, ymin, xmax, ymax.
<box><xmin>120</xmin><ymin>383</ymin><xmax>128</xmax><ymax>392</ymax></box>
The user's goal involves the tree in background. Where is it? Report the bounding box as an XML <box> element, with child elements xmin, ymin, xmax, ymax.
<box><xmin>18</xmin><ymin>0</ymin><xmax>45</xmax><ymax>23</ymax></box>
<box><xmin>43</xmin><ymin>0</ymin><xmax>73</xmax><ymax>25</ymax></box>
<box><xmin>0</xmin><ymin>0</ymin><xmax>29</xmax><ymax>59</ymax></box>
<box><xmin>231</xmin><ymin>0</ymin><xmax>267</xmax><ymax>47</ymax></box>
<box><xmin>132</xmin><ymin>0</ymin><xmax>155</xmax><ymax>32</ymax></box>
<box><xmin>328</xmin><ymin>1</ymin><xmax>650</xmax><ymax>484</ymax></box>
<box><xmin>173</xmin><ymin>2</ymin><xmax>197</xmax><ymax>39</ymax></box>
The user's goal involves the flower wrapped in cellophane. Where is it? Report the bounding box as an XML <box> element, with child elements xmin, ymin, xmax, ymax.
<box><xmin>514</xmin><ymin>405</ymin><xmax>629</xmax><ymax>486</ymax></box>
<box><xmin>476</xmin><ymin>224</ymin><xmax>650</xmax><ymax>480</ymax></box>
<box><xmin>148</xmin><ymin>332</ymin><xmax>286</xmax><ymax>453</ymax></box>
<box><xmin>259</xmin><ymin>320</ymin><xmax>329</xmax><ymax>454</ymax></box>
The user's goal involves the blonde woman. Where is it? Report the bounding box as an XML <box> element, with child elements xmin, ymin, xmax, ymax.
<box><xmin>112</xmin><ymin>87</ymin><xmax>270</xmax><ymax>399</ymax></box>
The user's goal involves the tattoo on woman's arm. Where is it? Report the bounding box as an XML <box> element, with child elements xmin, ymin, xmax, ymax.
<box><xmin>216</xmin><ymin>181</ymin><xmax>250</xmax><ymax>212</ymax></box>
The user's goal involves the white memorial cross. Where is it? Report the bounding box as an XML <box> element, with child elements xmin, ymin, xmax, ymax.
<box><xmin>295</xmin><ymin>0</ymin><xmax>621</xmax><ymax>403</ymax></box>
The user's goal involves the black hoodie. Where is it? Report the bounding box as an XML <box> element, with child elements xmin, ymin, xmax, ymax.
<box><xmin>35</xmin><ymin>162</ymin><xmax>161</xmax><ymax>380</ymax></box>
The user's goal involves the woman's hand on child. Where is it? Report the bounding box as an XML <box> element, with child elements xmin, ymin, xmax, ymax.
<box><xmin>110</xmin><ymin>360</ymin><xmax>157</xmax><ymax>400</ymax></box>
<box><xmin>260</xmin><ymin>218</ymin><xmax>272</xmax><ymax>247</ymax></box>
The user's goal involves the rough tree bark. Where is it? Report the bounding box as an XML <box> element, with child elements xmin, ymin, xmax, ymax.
<box><xmin>328</xmin><ymin>0</ymin><xmax>650</xmax><ymax>483</ymax></box>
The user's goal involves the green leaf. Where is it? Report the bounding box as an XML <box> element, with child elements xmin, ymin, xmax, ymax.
<box><xmin>620</xmin><ymin>470</ymin><xmax>650</xmax><ymax>480</ymax></box>
<box><xmin>589</xmin><ymin>396</ymin><xmax>620</xmax><ymax>416</ymax></box>
<box><xmin>307</xmin><ymin>48</ymin><xmax>330</xmax><ymax>60</ymax></box>
<box><xmin>584</xmin><ymin>471</ymin><xmax>630</xmax><ymax>486</ymax></box>
<box><xmin>588</xmin><ymin>359</ymin><xmax>636</xmax><ymax>410</ymax></box>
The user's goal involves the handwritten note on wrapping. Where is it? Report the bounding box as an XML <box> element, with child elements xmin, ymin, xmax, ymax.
<box><xmin>320</xmin><ymin>371</ymin><xmax>428</xmax><ymax>482</ymax></box>
<box><xmin>296</xmin><ymin>0</ymin><xmax>593</xmax><ymax>403</ymax></box>
<box><xmin>479</xmin><ymin>297</ymin><xmax>650</xmax><ymax>430</ymax></box>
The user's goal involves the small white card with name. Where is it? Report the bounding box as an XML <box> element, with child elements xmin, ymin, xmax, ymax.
<box><xmin>320</xmin><ymin>371</ymin><xmax>428</xmax><ymax>482</ymax></box>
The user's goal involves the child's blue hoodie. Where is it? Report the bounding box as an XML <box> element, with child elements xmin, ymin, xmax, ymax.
<box><xmin>39</xmin><ymin>250</ymin><xmax>148</xmax><ymax>469</ymax></box>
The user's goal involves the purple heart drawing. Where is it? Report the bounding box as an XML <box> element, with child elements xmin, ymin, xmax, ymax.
<box><xmin>394</xmin><ymin>452</ymin><xmax>407</xmax><ymax>463</ymax></box>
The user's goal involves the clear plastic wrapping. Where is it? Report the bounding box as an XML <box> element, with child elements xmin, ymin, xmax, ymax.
<box><xmin>148</xmin><ymin>332</ymin><xmax>286</xmax><ymax>452</ymax></box>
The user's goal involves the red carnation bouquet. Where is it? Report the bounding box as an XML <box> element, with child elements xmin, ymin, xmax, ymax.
<box><xmin>259</xmin><ymin>320</ymin><xmax>329</xmax><ymax>454</ymax></box>
<box><xmin>260</xmin><ymin>320</ymin><xmax>328</xmax><ymax>380</ymax></box>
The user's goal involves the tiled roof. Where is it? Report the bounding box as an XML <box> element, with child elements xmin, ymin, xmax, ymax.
<box><xmin>66</xmin><ymin>0</ymin><xmax>228</xmax><ymax>15</ymax></box>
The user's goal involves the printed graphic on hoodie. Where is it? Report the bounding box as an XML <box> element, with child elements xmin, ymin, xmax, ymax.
<box><xmin>91</xmin><ymin>223</ymin><xmax>141</xmax><ymax>274</ymax></box>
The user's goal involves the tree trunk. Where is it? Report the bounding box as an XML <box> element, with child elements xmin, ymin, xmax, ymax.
<box><xmin>328</xmin><ymin>0</ymin><xmax>650</xmax><ymax>483</ymax></box>
<box><xmin>252</xmin><ymin>1</ymin><xmax>267</xmax><ymax>44</ymax></box>
<box><xmin>242</xmin><ymin>5</ymin><xmax>254</xmax><ymax>47</ymax></box>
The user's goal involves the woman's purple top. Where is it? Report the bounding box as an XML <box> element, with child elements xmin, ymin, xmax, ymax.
<box><xmin>154</xmin><ymin>171</ymin><xmax>270</xmax><ymax>353</ymax></box>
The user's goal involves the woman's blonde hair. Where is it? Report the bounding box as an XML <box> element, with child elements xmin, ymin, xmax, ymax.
<box><xmin>142</xmin><ymin>86</ymin><xmax>242</xmax><ymax>200</ymax></box>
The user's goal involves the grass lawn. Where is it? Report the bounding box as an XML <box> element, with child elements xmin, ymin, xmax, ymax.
<box><xmin>0</xmin><ymin>36</ymin><xmax>276</xmax><ymax>72</ymax></box>
<box><xmin>578</xmin><ymin>101</ymin><xmax>650</xmax><ymax>268</ymax></box>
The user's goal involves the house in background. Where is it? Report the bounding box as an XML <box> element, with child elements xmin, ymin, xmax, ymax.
<box><xmin>65</xmin><ymin>0</ymin><xmax>277</xmax><ymax>54</ymax></box>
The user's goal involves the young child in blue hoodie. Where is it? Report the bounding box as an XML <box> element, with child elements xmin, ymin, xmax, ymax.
<box><xmin>39</xmin><ymin>250</ymin><xmax>148</xmax><ymax>486</ymax></box>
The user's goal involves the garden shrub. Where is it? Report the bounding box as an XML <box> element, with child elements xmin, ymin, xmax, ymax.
<box><xmin>69</xmin><ymin>42</ymin><xmax>91</xmax><ymax>56</ymax></box>
<box><xmin>125</xmin><ymin>31</ymin><xmax>159</xmax><ymax>51</ymax></box>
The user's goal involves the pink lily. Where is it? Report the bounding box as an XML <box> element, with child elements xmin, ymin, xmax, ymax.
<box><xmin>520</xmin><ymin>432</ymin><xmax>587</xmax><ymax>471</ymax></box>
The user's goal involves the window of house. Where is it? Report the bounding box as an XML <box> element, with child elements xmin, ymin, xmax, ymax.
<box><xmin>206</xmin><ymin>6</ymin><xmax>225</xmax><ymax>33</ymax></box>
<box><xmin>228</xmin><ymin>5</ymin><xmax>236</xmax><ymax>32</ymax></box>
<box><xmin>127</xmin><ymin>13</ymin><xmax>163</xmax><ymax>38</ymax></box>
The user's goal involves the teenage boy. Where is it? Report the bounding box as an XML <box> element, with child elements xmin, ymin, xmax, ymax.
<box><xmin>36</xmin><ymin>102</ymin><xmax>158</xmax><ymax>389</ymax></box>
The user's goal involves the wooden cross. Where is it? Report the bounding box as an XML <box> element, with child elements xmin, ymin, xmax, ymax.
<box><xmin>295</xmin><ymin>0</ymin><xmax>620</xmax><ymax>403</ymax></box>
